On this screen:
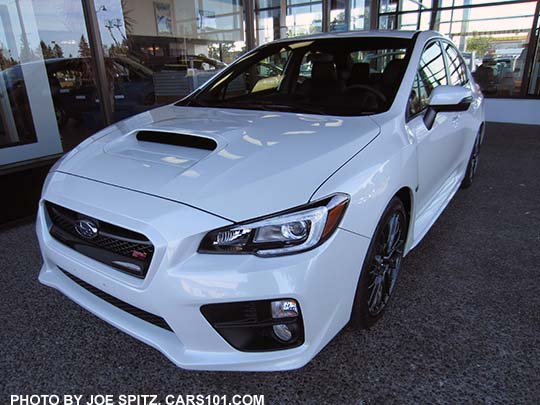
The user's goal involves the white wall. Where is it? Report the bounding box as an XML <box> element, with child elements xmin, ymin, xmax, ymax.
<box><xmin>485</xmin><ymin>99</ymin><xmax>540</xmax><ymax>126</ymax></box>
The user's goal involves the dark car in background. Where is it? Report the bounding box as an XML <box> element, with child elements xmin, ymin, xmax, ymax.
<box><xmin>2</xmin><ymin>55</ymin><xmax>224</xmax><ymax>132</ymax></box>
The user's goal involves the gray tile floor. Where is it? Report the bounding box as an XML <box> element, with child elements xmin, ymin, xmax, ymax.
<box><xmin>1</xmin><ymin>123</ymin><xmax>539</xmax><ymax>403</ymax></box>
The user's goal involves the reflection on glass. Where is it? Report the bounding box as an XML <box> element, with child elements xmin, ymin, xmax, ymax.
<box><xmin>380</xmin><ymin>0</ymin><xmax>398</xmax><ymax>13</ymax></box>
<box><xmin>0</xmin><ymin>0</ymin><xmax>104</xmax><ymax>157</ymax></box>
<box><xmin>0</xmin><ymin>54</ymin><xmax>37</xmax><ymax>148</ymax></box>
<box><xmin>330</xmin><ymin>0</ymin><xmax>371</xmax><ymax>32</ymax></box>
<box><xmin>437</xmin><ymin>2</ymin><xmax>536</xmax><ymax>97</ymax></box>
<box><xmin>439</xmin><ymin>0</ymin><xmax>521</xmax><ymax>7</ymax></box>
<box><xmin>528</xmin><ymin>13</ymin><xmax>540</xmax><ymax>96</ymax></box>
<box><xmin>186</xmin><ymin>37</ymin><xmax>411</xmax><ymax>116</ymax></box>
<box><xmin>379</xmin><ymin>0</ymin><xmax>431</xmax><ymax>31</ymax></box>
<box><xmin>93</xmin><ymin>0</ymin><xmax>246</xmax><ymax>123</ymax></box>
<box><xmin>255</xmin><ymin>0</ymin><xmax>322</xmax><ymax>45</ymax></box>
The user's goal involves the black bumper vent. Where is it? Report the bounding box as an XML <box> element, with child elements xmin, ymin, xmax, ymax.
<box><xmin>45</xmin><ymin>201</ymin><xmax>154</xmax><ymax>278</ymax></box>
<box><xmin>59</xmin><ymin>268</ymin><xmax>172</xmax><ymax>332</ymax></box>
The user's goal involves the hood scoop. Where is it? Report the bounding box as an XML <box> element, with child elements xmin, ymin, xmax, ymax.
<box><xmin>136</xmin><ymin>130</ymin><xmax>217</xmax><ymax>151</ymax></box>
<box><xmin>104</xmin><ymin>129</ymin><xmax>219</xmax><ymax>169</ymax></box>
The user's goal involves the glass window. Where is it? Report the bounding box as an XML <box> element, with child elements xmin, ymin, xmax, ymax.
<box><xmin>256</xmin><ymin>8</ymin><xmax>282</xmax><ymax>45</ymax></box>
<box><xmin>287</xmin><ymin>1</ymin><xmax>323</xmax><ymax>36</ymax></box>
<box><xmin>409</xmin><ymin>73</ymin><xmax>430</xmax><ymax>116</ymax></box>
<box><xmin>93</xmin><ymin>0</ymin><xmax>245</xmax><ymax>123</ymax></box>
<box><xmin>409</xmin><ymin>42</ymin><xmax>448</xmax><ymax>117</ymax></box>
<box><xmin>439</xmin><ymin>0</ymin><xmax>525</xmax><ymax>8</ymax></box>
<box><xmin>419</xmin><ymin>41</ymin><xmax>449</xmax><ymax>91</ymax></box>
<box><xmin>255</xmin><ymin>0</ymin><xmax>322</xmax><ymax>45</ymax></box>
<box><xmin>185</xmin><ymin>37</ymin><xmax>412</xmax><ymax>116</ymax></box>
<box><xmin>350</xmin><ymin>0</ymin><xmax>371</xmax><ymax>30</ymax></box>
<box><xmin>435</xmin><ymin>1</ymin><xmax>536</xmax><ymax>97</ymax></box>
<box><xmin>400</xmin><ymin>0</ymin><xmax>432</xmax><ymax>12</ymax></box>
<box><xmin>330</xmin><ymin>0</ymin><xmax>348</xmax><ymax>31</ymax></box>
<box><xmin>379</xmin><ymin>10</ymin><xmax>430</xmax><ymax>30</ymax></box>
<box><xmin>443</xmin><ymin>42</ymin><xmax>469</xmax><ymax>86</ymax></box>
<box><xmin>380</xmin><ymin>0</ymin><xmax>398</xmax><ymax>13</ymax></box>
<box><xmin>379</xmin><ymin>0</ymin><xmax>432</xmax><ymax>30</ymax></box>
<box><xmin>0</xmin><ymin>58</ymin><xmax>37</xmax><ymax>149</ymax></box>
<box><xmin>527</xmin><ymin>13</ymin><xmax>540</xmax><ymax>96</ymax></box>
<box><xmin>329</xmin><ymin>0</ymin><xmax>371</xmax><ymax>32</ymax></box>
<box><xmin>398</xmin><ymin>10</ymin><xmax>431</xmax><ymax>30</ymax></box>
<box><xmin>0</xmin><ymin>0</ymin><xmax>104</xmax><ymax>166</ymax></box>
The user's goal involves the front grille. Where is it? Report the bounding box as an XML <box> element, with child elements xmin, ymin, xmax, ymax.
<box><xmin>45</xmin><ymin>201</ymin><xmax>154</xmax><ymax>278</ymax></box>
<box><xmin>59</xmin><ymin>268</ymin><xmax>172</xmax><ymax>332</ymax></box>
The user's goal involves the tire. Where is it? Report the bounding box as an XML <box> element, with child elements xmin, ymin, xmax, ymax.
<box><xmin>350</xmin><ymin>197</ymin><xmax>407</xmax><ymax>329</ymax></box>
<box><xmin>461</xmin><ymin>133</ymin><xmax>481</xmax><ymax>189</ymax></box>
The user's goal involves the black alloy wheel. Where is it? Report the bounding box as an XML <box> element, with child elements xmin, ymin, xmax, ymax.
<box><xmin>350</xmin><ymin>197</ymin><xmax>407</xmax><ymax>329</ymax></box>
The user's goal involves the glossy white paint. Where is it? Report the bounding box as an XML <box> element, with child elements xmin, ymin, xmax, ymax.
<box><xmin>37</xmin><ymin>30</ymin><xmax>484</xmax><ymax>370</ymax></box>
<box><xmin>57</xmin><ymin>107</ymin><xmax>380</xmax><ymax>221</ymax></box>
<box><xmin>429</xmin><ymin>85</ymin><xmax>472</xmax><ymax>107</ymax></box>
<box><xmin>37</xmin><ymin>172</ymin><xmax>369</xmax><ymax>371</ymax></box>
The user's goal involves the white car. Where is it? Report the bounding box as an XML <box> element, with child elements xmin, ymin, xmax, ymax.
<box><xmin>37</xmin><ymin>30</ymin><xmax>484</xmax><ymax>371</ymax></box>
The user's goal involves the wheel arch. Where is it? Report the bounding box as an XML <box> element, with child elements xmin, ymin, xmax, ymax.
<box><xmin>394</xmin><ymin>186</ymin><xmax>415</xmax><ymax>254</ymax></box>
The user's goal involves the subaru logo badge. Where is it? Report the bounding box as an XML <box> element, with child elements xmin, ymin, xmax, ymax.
<box><xmin>74</xmin><ymin>219</ymin><xmax>98</xmax><ymax>239</ymax></box>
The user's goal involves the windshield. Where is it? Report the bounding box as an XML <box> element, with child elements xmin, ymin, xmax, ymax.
<box><xmin>180</xmin><ymin>37</ymin><xmax>412</xmax><ymax>116</ymax></box>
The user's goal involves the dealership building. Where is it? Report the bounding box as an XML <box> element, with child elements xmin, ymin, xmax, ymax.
<box><xmin>0</xmin><ymin>0</ymin><xmax>539</xmax><ymax>224</ymax></box>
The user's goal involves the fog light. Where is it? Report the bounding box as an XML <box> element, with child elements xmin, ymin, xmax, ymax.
<box><xmin>200</xmin><ymin>299</ymin><xmax>304</xmax><ymax>351</ymax></box>
<box><xmin>273</xmin><ymin>324</ymin><xmax>293</xmax><ymax>341</ymax></box>
<box><xmin>271</xmin><ymin>299</ymin><xmax>298</xmax><ymax>319</ymax></box>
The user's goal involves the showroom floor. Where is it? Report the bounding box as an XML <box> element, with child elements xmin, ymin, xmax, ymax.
<box><xmin>1</xmin><ymin>123</ymin><xmax>539</xmax><ymax>403</ymax></box>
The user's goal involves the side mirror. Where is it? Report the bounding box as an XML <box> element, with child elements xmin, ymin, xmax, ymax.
<box><xmin>424</xmin><ymin>85</ymin><xmax>473</xmax><ymax>130</ymax></box>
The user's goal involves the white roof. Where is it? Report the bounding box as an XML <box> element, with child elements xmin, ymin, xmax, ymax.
<box><xmin>272</xmin><ymin>30</ymin><xmax>442</xmax><ymax>44</ymax></box>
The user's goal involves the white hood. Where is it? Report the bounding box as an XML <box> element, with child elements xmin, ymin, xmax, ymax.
<box><xmin>57</xmin><ymin>105</ymin><xmax>380</xmax><ymax>221</ymax></box>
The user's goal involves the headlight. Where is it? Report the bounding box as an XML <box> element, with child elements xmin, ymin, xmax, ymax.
<box><xmin>198</xmin><ymin>193</ymin><xmax>350</xmax><ymax>257</ymax></box>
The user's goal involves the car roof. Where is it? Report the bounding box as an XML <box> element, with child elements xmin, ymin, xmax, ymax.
<box><xmin>271</xmin><ymin>29</ymin><xmax>443</xmax><ymax>44</ymax></box>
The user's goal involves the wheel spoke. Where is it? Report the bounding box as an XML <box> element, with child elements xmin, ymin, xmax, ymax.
<box><xmin>367</xmin><ymin>210</ymin><xmax>405</xmax><ymax>316</ymax></box>
<box><xmin>368</xmin><ymin>277</ymin><xmax>382</xmax><ymax>310</ymax></box>
<box><xmin>384</xmin><ymin>215</ymin><xmax>402</xmax><ymax>258</ymax></box>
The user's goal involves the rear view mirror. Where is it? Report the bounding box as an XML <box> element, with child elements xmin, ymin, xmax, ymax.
<box><xmin>424</xmin><ymin>85</ymin><xmax>473</xmax><ymax>130</ymax></box>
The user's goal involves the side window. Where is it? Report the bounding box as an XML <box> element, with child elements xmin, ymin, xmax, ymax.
<box><xmin>408</xmin><ymin>41</ymin><xmax>447</xmax><ymax>117</ymax></box>
<box><xmin>409</xmin><ymin>74</ymin><xmax>430</xmax><ymax>116</ymax></box>
<box><xmin>419</xmin><ymin>41</ymin><xmax>448</xmax><ymax>91</ymax></box>
<box><xmin>443</xmin><ymin>43</ymin><xmax>469</xmax><ymax>86</ymax></box>
<box><xmin>299</xmin><ymin>53</ymin><xmax>313</xmax><ymax>79</ymax></box>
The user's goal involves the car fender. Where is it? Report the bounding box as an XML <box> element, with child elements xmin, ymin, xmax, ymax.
<box><xmin>311</xmin><ymin>115</ymin><xmax>418</xmax><ymax>253</ymax></box>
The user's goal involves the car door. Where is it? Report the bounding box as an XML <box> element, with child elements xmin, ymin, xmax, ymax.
<box><xmin>406</xmin><ymin>40</ymin><xmax>464</xmax><ymax>218</ymax></box>
<box><xmin>441</xmin><ymin>41</ymin><xmax>478</xmax><ymax>171</ymax></box>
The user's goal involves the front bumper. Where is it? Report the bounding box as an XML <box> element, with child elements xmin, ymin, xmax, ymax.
<box><xmin>37</xmin><ymin>172</ymin><xmax>370</xmax><ymax>371</ymax></box>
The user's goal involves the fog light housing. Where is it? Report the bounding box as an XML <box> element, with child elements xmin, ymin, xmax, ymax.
<box><xmin>200</xmin><ymin>299</ymin><xmax>304</xmax><ymax>352</ymax></box>
<box><xmin>273</xmin><ymin>324</ymin><xmax>293</xmax><ymax>341</ymax></box>
<box><xmin>271</xmin><ymin>299</ymin><xmax>299</xmax><ymax>319</ymax></box>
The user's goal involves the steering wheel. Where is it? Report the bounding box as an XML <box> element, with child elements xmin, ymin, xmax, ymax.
<box><xmin>345</xmin><ymin>84</ymin><xmax>387</xmax><ymax>104</ymax></box>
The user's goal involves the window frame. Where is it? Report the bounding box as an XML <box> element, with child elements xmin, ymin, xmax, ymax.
<box><xmin>406</xmin><ymin>38</ymin><xmax>451</xmax><ymax>122</ymax></box>
<box><xmin>440</xmin><ymin>39</ymin><xmax>471</xmax><ymax>88</ymax></box>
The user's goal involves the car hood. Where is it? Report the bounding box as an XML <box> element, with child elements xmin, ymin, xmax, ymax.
<box><xmin>57</xmin><ymin>105</ymin><xmax>380</xmax><ymax>221</ymax></box>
